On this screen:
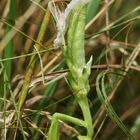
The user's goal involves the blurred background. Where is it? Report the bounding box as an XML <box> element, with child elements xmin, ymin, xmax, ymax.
<box><xmin>0</xmin><ymin>0</ymin><xmax>140</xmax><ymax>139</ymax></box>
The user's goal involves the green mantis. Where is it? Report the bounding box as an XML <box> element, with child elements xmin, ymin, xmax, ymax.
<box><xmin>48</xmin><ymin>0</ymin><xmax>93</xmax><ymax>140</ymax></box>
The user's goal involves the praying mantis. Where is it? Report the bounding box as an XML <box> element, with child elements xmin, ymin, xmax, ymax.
<box><xmin>48</xmin><ymin>0</ymin><xmax>94</xmax><ymax>140</ymax></box>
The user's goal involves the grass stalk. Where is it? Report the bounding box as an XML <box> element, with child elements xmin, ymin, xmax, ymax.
<box><xmin>17</xmin><ymin>9</ymin><xmax>51</xmax><ymax>111</ymax></box>
<box><xmin>4</xmin><ymin>0</ymin><xmax>16</xmax><ymax>79</ymax></box>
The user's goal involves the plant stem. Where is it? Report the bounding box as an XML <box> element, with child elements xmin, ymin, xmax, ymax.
<box><xmin>17</xmin><ymin>9</ymin><xmax>51</xmax><ymax>111</ymax></box>
<box><xmin>4</xmin><ymin>0</ymin><xmax>16</xmax><ymax>79</ymax></box>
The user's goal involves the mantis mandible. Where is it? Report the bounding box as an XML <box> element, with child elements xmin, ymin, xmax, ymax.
<box><xmin>48</xmin><ymin>0</ymin><xmax>94</xmax><ymax>139</ymax></box>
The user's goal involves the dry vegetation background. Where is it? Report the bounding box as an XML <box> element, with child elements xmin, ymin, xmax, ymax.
<box><xmin>0</xmin><ymin>0</ymin><xmax>140</xmax><ymax>140</ymax></box>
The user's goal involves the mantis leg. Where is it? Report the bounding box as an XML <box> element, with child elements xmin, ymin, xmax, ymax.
<box><xmin>48</xmin><ymin>113</ymin><xmax>86</xmax><ymax>140</ymax></box>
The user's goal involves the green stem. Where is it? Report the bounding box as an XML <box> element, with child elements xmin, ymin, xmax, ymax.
<box><xmin>17</xmin><ymin>10</ymin><xmax>51</xmax><ymax>111</ymax></box>
<box><xmin>4</xmin><ymin>0</ymin><xmax>16</xmax><ymax>79</ymax></box>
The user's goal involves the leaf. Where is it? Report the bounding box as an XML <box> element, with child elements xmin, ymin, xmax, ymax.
<box><xmin>96</xmin><ymin>71</ymin><xmax>135</xmax><ymax>140</ymax></box>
